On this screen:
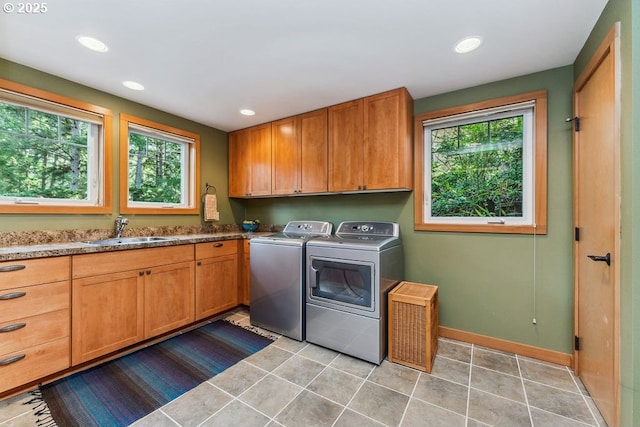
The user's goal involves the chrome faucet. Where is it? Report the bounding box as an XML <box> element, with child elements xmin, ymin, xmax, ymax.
<box><xmin>115</xmin><ymin>215</ymin><xmax>129</xmax><ymax>238</ymax></box>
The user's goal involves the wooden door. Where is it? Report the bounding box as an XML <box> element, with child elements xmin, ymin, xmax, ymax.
<box><xmin>271</xmin><ymin>116</ymin><xmax>299</xmax><ymax>195</ymax></box>
<box><xmin>195</xmin><ymin>254</ymin><xmax>238</xmax><ymax>320</ymax></box>
<box><xmin>249</xmin><ymin>123</ymin><xmax>272</xmax><ymax>196</ymax></box>
<box><xmin>364</xmin><ymin>88</ymin><xmax>413</xmax><ymax>190</ymax></box>
<box><xmin>328</xmin><ymin>99</ymin><xmax>364</xmax><ymax>192</ymax></box>
<box><xmin>299</xmin><ymin>109</ymin><xmax>328</xmax><ymax>194</ymax></box>
<box><xmin>144</xmin><ymin>261</ymin><xmax>195</xmax><ymax>338</ymax></box>
<box><xmin>228</xmin><ymin>128</ymin><xmax>251</xmax><ymax>197</ymax></box>
<box><xmin>71</xmin><ymin>270</ymin><xmax>144</xmax><ymax>365</ymax></box>
<box><xmin>573</xmin><ymin>23</ymin><xmax>620</xmax><ymax>427</ymax></box>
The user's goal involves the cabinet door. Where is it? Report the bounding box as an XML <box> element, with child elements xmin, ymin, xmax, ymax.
<box><xmin>229</xmin><ymin>124</ymin><xmax>272</xmax><ymax>197</ymax></box>
<box><xmin>239</xmin><ymin>239</ymin><xmax>250</xmax><ymax>306</ymax></box>
<box><xmin>272</xmin><ymin>117</ymin><xmax>299</xmax><ymax>195</ymax></box>
<box><xmin>228</xmin><ymin>128</ymin><xmax>252</xmax><ymax>197</ymax></box>
<box><xmin>72</xmin><ymin>270</ymin><xmax>144</xmax><ymax>365</ymax></box>
<box><xmin>328</xmin><ymin>99</ymin><xmax>364</xmax><ymax>192</ymax></box>
<box><xmin>249</xmin><ymin>123</ymin><xmax>272</xmax><ymax>196</ymax></box>
<box><xmin>144</xmin><ymin>261</ymin><xmax>195</xmax><ymax>338</ymax></box>
<box><xmin>364</xmin><ymin>88</ymin><xmax>413</xmax><ymax>190</ymax></box>
<box><xmin>195</xmin><ymin>254</ymin><xmax>238</xmax><ymax>320</ymax></box>
<box><xmin>299</xmin><ymin>109</ymin><xmax>328</xmax><ymax>194</ymax></box>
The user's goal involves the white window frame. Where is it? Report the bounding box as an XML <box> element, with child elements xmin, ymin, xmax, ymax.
<box><xmin>0</xmin><ymin>78</ymin><xmax>112</xmax><ymax>214</ymax></box>
<box><xmin>119</xmin><ymin>114</ymin><xmax>200</xmax><ymax>215</ymax></box>
<box><xmin>414</xmin><ymin>91</ymin><xmax>547</xmax><ymax>234</ymax></box>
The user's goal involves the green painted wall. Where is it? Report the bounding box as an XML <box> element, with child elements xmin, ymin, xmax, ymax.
<box><xmin>246</xmin><ymin>66</ymin><xmax>575</xmax><ymax>355</ymax></box>
<box><xmin>0</xmin><ymin>58</ymin><xmax>231</xmax><ymax>232</ymax></box>
<box><xmin>574</xmin><ymin>0</ymin><xmax>639</xmax><ymax>424</ymax></box>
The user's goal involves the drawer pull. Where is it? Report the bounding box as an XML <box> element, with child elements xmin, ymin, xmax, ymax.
<box><xmin>0</xmin><ymin>265</ymin><xmax>26</xmax><ymax>272</ymax></box>
<box><xmin>0</xmin><ymin>291</ymin><xmax>27</xmax><ymax>300</ymax></box>
<box><xmin>0</xmin><ymin>354</ymin><xmax>26</xmax><ymax>366</ymax></box>
<box><xmin>213</xmin><ymin>243</ymin><xmax>223</xmax><ymax>248</ymax></box>
<box><xmin>0</xmin><ymin>323</ymin><xmax>26</xmax><ymax>333</ymax></box>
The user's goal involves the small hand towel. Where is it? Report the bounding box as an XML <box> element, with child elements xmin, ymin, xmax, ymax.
<box><xmin>204</xmin><ymin>194</ymin><xmax>219</xmax><ymax>221</ymax></box>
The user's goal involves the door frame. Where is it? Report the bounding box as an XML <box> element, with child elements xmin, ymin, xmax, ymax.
<box><xmin>572</xmin><ymin>22</ymin><xmax>621</xmax><ymax>426</ymax></box>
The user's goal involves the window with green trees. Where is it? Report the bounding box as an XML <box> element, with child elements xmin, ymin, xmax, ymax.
<box><xmin>120</xmin><ymin>114</ymin><xmax>199</xmax><ymax>214</ymax></box>
<box><xmin>0</xmin><ymin>79</ymin><xmax>111</xmax><ymax>213</ymax></box>
<box><xmin>415</xmin><ymin>91</ymin><xmax>547</xmax><ymax>234</ymax></box>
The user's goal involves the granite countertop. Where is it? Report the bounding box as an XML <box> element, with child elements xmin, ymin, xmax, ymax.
<box><xmin>0</xmin><ymin>225</ymin><xmax>277</xmax><ymax>261</ymax></box>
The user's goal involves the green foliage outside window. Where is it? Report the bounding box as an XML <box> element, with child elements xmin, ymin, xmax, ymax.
<box><xmin>127</xmin><ymin>132</ymin><xmax>183</xmax><ymax>204</ymax></box>
<box><xmin>430</xmin><ymin>116</ymin><xmax>524</xmax><ymax>217</ymax></box>
<box><xmin>0</xmin><ymin>102</ymin><xmax>91</xmax><ymax>200</ymax></box>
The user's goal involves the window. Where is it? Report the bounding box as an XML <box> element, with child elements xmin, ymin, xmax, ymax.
<box><xmin>0</xmin><ymin>79</ymin><xmax>112</xmax><ymax>213</ymax></box>
<box><xmin>119</xmin><ymin>114</ymin><xmax>200</xmax><ymax>214</ymax></box>
<box><xmin>414</xmin><ymin>91</ymin><xmax>547</xmax><ymax>234</ymax></box>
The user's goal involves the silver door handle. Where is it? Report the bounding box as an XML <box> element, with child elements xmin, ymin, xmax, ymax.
<box><xmin>587</xmin><ymin>252</ymin><xmax>611</xmax><ymax>266</ymax></box>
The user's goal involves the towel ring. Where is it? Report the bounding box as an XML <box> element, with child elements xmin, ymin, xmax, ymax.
<box><xmin>201</xmin><ymin>182</ymin><xmax>217</xmax><ymax>201</ymax></box>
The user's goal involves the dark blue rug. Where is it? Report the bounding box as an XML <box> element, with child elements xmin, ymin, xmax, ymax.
<box><xmin>34</xmin><ymin>320</ymin><xmax>273</xmax><ymax>427</ymax></box>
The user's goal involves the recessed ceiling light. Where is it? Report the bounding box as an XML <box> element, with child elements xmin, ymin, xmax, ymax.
<box><xmin>123</xmin><ymin>81</ymin><xmax>144</xmax><ymax>91</ymax></box>
<box><xmin>455</xmin><ymin>36</ymin><xmax>482</xmax><ymax>54</ymax></box>
<box><xmin>76</xmin><ymin>35</ymin><xmax>108</xmax><ymax>53</ymax></box>
<box><xmin>240</xmin><ymin>109</ymin><xmax>255</xmax><ymax>116</ymax></box>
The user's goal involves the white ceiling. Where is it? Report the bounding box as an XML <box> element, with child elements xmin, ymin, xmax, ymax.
<box><xmin>0</xmin><ymin>0</ymin><xmax>607</xmax><ymax>132</ymax></box>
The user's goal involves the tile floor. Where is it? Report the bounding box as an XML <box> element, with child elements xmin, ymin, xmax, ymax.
<box><xmin>1</xmin><ymin>308</ymin><xmax>608</xmax><ymax>427</ymax></box>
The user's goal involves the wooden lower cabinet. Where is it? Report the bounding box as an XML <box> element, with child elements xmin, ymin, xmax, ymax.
<box><xmin>0</xmin><ymin>257</ymin><xmax>70</xmax><ymax>394</ymax></box>
<box><xmin>71</xmin><ymin>246</ymin><xmax>195</xmax><ymax>365</ymax></box>
<box><xmin>195</xmin><ymin>241</ymin><xmax>238</xmax><ymax>319</ymax></box>
<box><xmin>239</xmin><ymin>239</ymin><xmax>250</xmax><ymax>305</ymax></box>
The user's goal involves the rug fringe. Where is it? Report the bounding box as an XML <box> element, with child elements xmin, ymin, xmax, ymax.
<box><xmin>25</xmin><ymin>388</ymin><xmax>58</xmax><ymax>427</ymax></box>
<box><xmin>223</xmin><ymin>319</ymin><xmax>279</xmax><ymax>341</ymax></box>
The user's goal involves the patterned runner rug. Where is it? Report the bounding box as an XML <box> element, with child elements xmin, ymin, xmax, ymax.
<box><xmin>32</xmin><ymin>320</ymin><xmax>273</xmax><ymax>426</ymax></box>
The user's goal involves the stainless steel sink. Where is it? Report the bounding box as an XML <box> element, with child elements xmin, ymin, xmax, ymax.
<box><xmin>85</xmin><ymin>236</ymin><xmax>175</xmax><ymax>246</ymax></box>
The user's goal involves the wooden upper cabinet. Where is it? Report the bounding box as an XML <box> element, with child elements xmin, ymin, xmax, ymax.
<box><xmin>272</xmin><ymin>109</ymin><xmax>328</xmax><ymax>195</ymax></box>
<box><xmin>364</xmin><ymin>87</ymin><xmax>413</xmax><ymax>191</ymax></box>
<box><xmin>228</xmin><ymin>123</ymin><xmax>272</xmax><ymax>197</ymax></box>
<box><xmin>329</xmin><ymin>87</ymin><xmax>413</xmax><ymax>192</ymax></box>
<box><xmin>229</xmin><ymin>87</ymin><xmax>412</xmax><ymax>197</ymax></box>
<box><xmin>328</xmin><ymin>99</ymin><xmax>364</xmax><ymax>192</ymax></box>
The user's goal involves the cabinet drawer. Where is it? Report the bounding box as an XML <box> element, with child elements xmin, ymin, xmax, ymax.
<box><xmin>0</xmin><ymin>281</ymin><xmax>69</xmax><ymax>323</ymax></box>
<box><xmin>0</xmin><ymin>309</ymin><xmax>69</xmax><ymax>356</ymax></box>
<box><xmin>0</xmin><ymin>337</ymin><xmax>69</xmax><ymax>394</ymax></box>
<box><xmin>0</xmin><ymin>257</ymin><xmax>70</xmax><ymax>291</ymax></box>
<box><xmin>73</xmin><ymin>245</ymin><xmax>194</xmax><ymax>278</ymax></box>
<box><xmin>195</xmin><ymin>240</ymin><xmax>238</xmax><ymax>259</ymax></box>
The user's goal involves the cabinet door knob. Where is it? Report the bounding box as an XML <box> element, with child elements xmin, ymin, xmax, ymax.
<box><xmin>0</xmin><ymin>323</ymin><xmax>26</xmax><ymax>333</ymax></box>
<box><xmin>197</xmin><ymin>261</ymin><xmax>202</xmax><ymax>266</ymax></box>
<box><xmin>0</xmin><ymin>265</ymin><xmax>26</xmax><ymax>272</ymax></box>
<box><xmin>0</xmin><ymin>354</ymin><xmax>26</xmax><ymax>366</ymax></box>
<box><xmin>0</xmin><ymin>291</ymin><xmax>26</xmax><ymax>300</ymax></box>
<box><xmin>146</xmin><ymin>270</ymin><xmax>151</xmax><ymax>275</ymax></box>
<box><xmin>139</xmin><ymin>271</ymin><xmax>145</xmax><ymax>276</ymax></box>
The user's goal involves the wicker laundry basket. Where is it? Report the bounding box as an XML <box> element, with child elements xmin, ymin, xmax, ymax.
<box><xmin>388</xmin><ymin>281</ymin><xmax>439</xmax><ymax>373</ymax></box>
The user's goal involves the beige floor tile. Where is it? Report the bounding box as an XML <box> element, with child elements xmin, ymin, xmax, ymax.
<box><xmin>470</xmin><ymin>365</ymin><xmax>526</xmax><ymax>403</ymax></box>
<box><xmin>524</xmin><ymin>380</ymin><xmax>595</xmax><ymax>424</ymax></box>
<box><xmin>161</xmin><ymin>382</ymin><xmax>232</xmax><ymax>426</ymax></box>
<box><xmin>468</xmin><ymin>388</ymin><xmax>532</xmax><ymax>427</ymax></box>
<box><xmin>329</xmin><ymin>353</ymin><xmax>376</xmax><ymax>378</ymax></box>
<box><xmin>368</xmin><ymin>360</ymin><xmax>420</xmax><ymax>395</ymax></box>
<box><xmin>401</xmin><ymin>398</ymin><xmax>466</xmax><ymax>427</ymax></box>
<box><xmin>272</xmin><ymin>354</ymin><xmax>326</xmax><ymax>387</ymax></box>
<box><xmin>473</xmin><ymin>347</ymin><xmax>520</xmax><ymax>376</ymax></box>
<box><xmin>244</xmin><ymin>345</ymin><xmax>294</xmax><ymax>372</ymax></box>
<box><xmin>348</xmin><ymin>381</ymin><xmax>409</xmax><ymax>426</ymax></box>
<box><xmin>430</xmin><ymin>354</ymin><xmax>471</xmax><ymax>385</ymax></box>
<box><xmin>519</xmin><ymin>358</ymin><xmax>579</xmax><ymax>392</ymax></box>
<box><xmin>209</xmin><ymin>360</ymin><xmax>268</xmax><ymax>396</ymax></box>
<box><xmin>333</xmin><ymin>408</ymin><xmax>386</xmax><ymax>427</ymax></box>
<box><xmin>275</xmin><ymin>390</ymin><xmax>344</xmax><ymax>427</ymax></box>
<box><xmin>412</xmin><ymin>373</ymin><xmax>468</xmax><ymax>415</ymax></box>
<box><xmin>307</xmin><ymin>367</ymin><xmax>365</xmax><ymax>406</ymax></box>
<box><xmin>239</xmin><ymin>374</ymin><xmax>302</xmax><ymax>418</ymax></box>
<box><xmin>199</xmin><ymin>399</ymin><xmax>270</xmax><ymax>427</ymax></box>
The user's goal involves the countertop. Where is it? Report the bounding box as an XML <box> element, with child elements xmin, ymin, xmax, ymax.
<box><xmin>0</xmin><ymin>231</ymin><xmax>273</xmax><ymax>261</ymax></box>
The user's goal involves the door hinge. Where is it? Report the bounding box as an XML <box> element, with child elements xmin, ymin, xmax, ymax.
<box><xmin>574</xmin><ymin>117</ymin><xmax>580</xmax><ymax>131</ymax></box>
<box><xmin>575</xmin><ymin>227</ymin><xmax>580</xmax><ymax>241</ymax></box>
<box><xmin>574</xmin><ymin>336</ymin><xmax>581</xmax><ymax>351</ymax></box>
